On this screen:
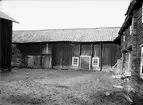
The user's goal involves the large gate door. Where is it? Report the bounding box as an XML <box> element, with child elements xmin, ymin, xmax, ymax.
<box><xmin>52</xmin><ymin>43</ymin><xmax>72</xmax><ymax>69</ymax></box>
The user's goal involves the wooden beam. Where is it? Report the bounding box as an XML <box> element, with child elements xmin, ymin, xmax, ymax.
<box><xmin>110</xmin><ymin>44</ymin><xmax>112</xmax><ymax>68</ymax></box>
<box><xmin>91</xmin><ymin>44</ymin><xmax>93</xmax><ymax>69</ymax></box>
<box><xmin>79</xmin><ymin>43</ymin><xmax>81</xmax><ymax>56</ymax></box>
<box><xmin>0</xmin><ymin>19</ymin><xmax>2</xmax><ymax>71</ymax></box>
<box><xmin>7</xmin><ymin>22</ymin><xmax>12</xmax><ymax>71</ymax></box>
<box><xmin>91</xmin><ymin>44</ymin><xmax>93</xmax><ymax>57</ymax></box>
<box><xmin>40</xmin><ymin>54</ymin><xmax>43</xmax><ymax>69</ymax></box>
<box><xmin>50</xmin><ymin>43</ymin><xmax>53</xmax><ymax>69</ymax></box>
<box><xmin>100</xmin><ymin>43</ymin><xmax>102</xmax><ymax>71</ymax></box>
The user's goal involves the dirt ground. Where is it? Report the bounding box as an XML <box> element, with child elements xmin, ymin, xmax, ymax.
<box><xmin>0</xmin><ymin>69</ymin><xmax>130</xmax><ymax>105</ymax></box>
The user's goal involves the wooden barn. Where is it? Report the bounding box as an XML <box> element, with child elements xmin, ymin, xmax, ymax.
<box><xmin>12</xmin><ymin>27</ymin><xmax>121</xmax><ymax>71</ymax></box>
<box><xmin>114</xmin><ymin>0</ymin><xmax>143</xmax><ymax>103</ymax></box>
<box><xmin>0</xmin><ymin>11</ymin><xmax>18</xmax><ymax>72</ymax></box>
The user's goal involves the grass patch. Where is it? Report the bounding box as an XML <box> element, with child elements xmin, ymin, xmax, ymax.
<box><xmin>90</xmin><ymin>91</ymin><xmax>130</xmax><ymax>105</ymax></box>
<box><xmin>3</xmin><ymin>95</ymin><xmax>45</xmax><ymax>105</ymax></box>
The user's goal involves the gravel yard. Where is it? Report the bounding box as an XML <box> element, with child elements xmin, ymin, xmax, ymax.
<box><xmin>0</xmin><ymin>69</ymin><xmax>130</xmax><ymax>105</ymax></box>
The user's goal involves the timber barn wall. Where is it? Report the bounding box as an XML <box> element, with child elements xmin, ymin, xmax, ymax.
<box><xmin>14</xmin><ymin>42</ymin><xmax>120</xmax><ymax>71</ymax></box>
<box><xmin>15</xmin><ymin>43</ymin><xmax>52</xmax><ymax>69</ymax></box>
<box><xmin>0</xmin><ymin>19</ymin><xmax>12</xmax><ymax>72</ymax></box>
<box><xmin>118</xmin><ymin>1</ymin><xmax>143</xmax><ymax>103</ymax></box>
<box><xmin>133</xmin><ymin>5</ymin><xmax>143</xmax><ymax>99</ymax></box>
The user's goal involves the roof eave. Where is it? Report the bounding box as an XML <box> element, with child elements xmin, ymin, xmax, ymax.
<box><xmin>12</xmin><ymin>20</ymin><xmax>19</xmax><ymax>23</ymax></box>
<box><xmin>0</xmin><ymin>17</ymin><xmax>19</xmax><ymax>23</ymax></box>
<box><xmin>0</xmin><ymin>11</ymin><xmax>19</xmax><ymax>23</ymax></box>
<box><xmin>118</xmin><ymin>15</ymin><xmax>131</xmax><ymax>36</ymax></box>
<box><xmin>125</xmin><ymin>0</ymin><xmax>143</xmax><ymax>16</ymax></box>
<box><xmin>125</xmin><ymin>0</ymin><xmax>137</xmax><ymax>15</ymax></box>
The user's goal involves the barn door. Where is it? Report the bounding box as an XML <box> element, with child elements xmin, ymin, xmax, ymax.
<box><xmin>52</xmin><ymin>43</ymin><xmax>72</xmax><ymax>69</ymax></box>
<box><xmin>52</xmin><ymin>43</ymin><xmax>63</xmax><ymax>68</ymax></box>
<box><xmin>62</xmin><ymin>43</ymin><xmax>72</xmax><ymax>69</ymax></box>
<box><xmin>102</xmin><ymin>44</ymin><xmax>112</xmax><ymax>71</ymax></box>
<box><xmin>27</xmin><ymin>56</ymin><xmax>34</xmax><ymax>68</ymax></box>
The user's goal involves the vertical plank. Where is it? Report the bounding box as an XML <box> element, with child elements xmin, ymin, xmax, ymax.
<box><xmin>91</xmin><ymin>44</ymin><xmax>93</xmax><ymax>57</ymax></box>
<box><xmin>79</xmin><ymin>43</ymin><xmax>81</xmax><ymax>68</ymax></box>
<box><xmin>40</xmin><ymin>54</ymin><xmax>42</xmax><ymax>68</ymax></box>
<box><xmin>52</xmin><ymin>43</ymin><xmax>72</xmax><ymax>69</ymax></box>
<box><xmin>72</xmin><ymin>43</ymin><xmax>80</xmax><ymax>57</ymax></box>
<box><xmin>81</xmin><ymin>44</ymin><xmax>91</xmax><ymax>56</ymax></box>
<box><xmin>1</xmin><ymin>20</ymin><xmax>5</xmax><ymax>70</ymax></box>
<box><xmin>102</xmin><ymin>43</ymin><xmax>112</xmax><ymax>70</ymax></box>
<box><xmin>7</xmin><ymin>21</ymin><xmax>12</xmax><ymax>71</ymax></box>
<box><xmin>51</xmin><ymin>43</ymin><xmax>53</xmax><ymax>68</ymax></box>
<box><xmin>91</xmin><ymin>44</ymin><xmax>93</xmax><ymax>69</ymax></box>
<box><xmin>100</xmin><ymin>43</ymin><xmax>102</xmax><ymax>71</ymax></box>
<box><xmin>0</xmin><ymin>19</ymin><xmax>2</xmax><ymax>70</ymax></box>
<box><xmin>79</xmin><ymin>43</ymin><xmax>81</xmax><ymax>56</ymax></box>
<box><xmin>110</xmin><ymin>44</ymin><xmax>112</xmax><ymax>67</ymax></box>
<box><xmin>111</xmin><ymin>44</ymin><xmax>118</xmax><ymax>67</ymax></box>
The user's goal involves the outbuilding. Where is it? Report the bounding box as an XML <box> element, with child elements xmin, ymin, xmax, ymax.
<box><xmin>0</xmin><ymin>11</ymin><xmax>18</xmax><ymax>72</ymax></box>
<box><xmin>12</xmin><ymin>27</ymin><xmax>121</xmax><ymax>71</ymax></box>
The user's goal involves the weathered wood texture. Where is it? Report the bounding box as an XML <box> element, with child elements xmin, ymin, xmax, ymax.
<box><xmin>121</xmin><ymin>26</ymin><xmax>133</xmax><ymax>52</ymax></box>
<box><xmin>42</xmin><ymin>55</ymin><xmax>52</xmax><ymax>69</ymax></box>
<box><xmin>102</xmin><ymin>43</ymin><xmax>118</xmax><ymax>71</ymax></box>
<box><xmin>0</xmin><ymin>19</ymin><xmax>12</xmax><ymax>72</ymax></box>
<box><xmin>16</xmin><ymin>43</ymin><xmax>52</xmax><ymax>69</ymax></box>
<box><xmin>81</xmin><ymin>44</ymin><xmax>92</xmax><ymax>56</ymax></box>
<box><xmin>93</xmin><ymin>44</ymin><xmax>100</xmax><ymax>57</ymax></box>
<box><xmin>120</xmin><ymin>5</ymin><xmax>143</xmax><ymax>100</ymax></box>
<box><xmin>52</xmin><ymin>43</ymin><xmax>72</xmax><ymax>69</ymax></box>
<box><xmin>14</xmin><ymin>42</ymin><xmax>120</xmax><ymax>71</ymax></box>
<box><xmin>92</xmin><ymin>44</ymin><xmax>101</xmax><ymax>71</ymax></box>
<box><xmin>72</xmin><ymin>43</ymin><xmax>80</xmax><ymax>57</ymax></box>
<box><xmin>17</xmin><ymin>43</ymin><xmax>51</xmax><ymax>55</ymax></box>
<box><xmin>133</xmin><ymin>7</ymin><xmax>143</xmax><ymax>98</ymax></box>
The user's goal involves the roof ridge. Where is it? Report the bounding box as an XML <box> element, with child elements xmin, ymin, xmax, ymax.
<box><xmin>13</xmin><ymin>27</ymin><xmax>120</xmax><ymax>32</ymax></box>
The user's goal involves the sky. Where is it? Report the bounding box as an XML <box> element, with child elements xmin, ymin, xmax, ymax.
<box><xmin>0</xmin><ymin>0</ymin><xmax>131</xmax><ymax>30</ymax></box>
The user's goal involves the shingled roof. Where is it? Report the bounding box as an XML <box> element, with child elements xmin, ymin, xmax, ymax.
<box><xmin>0</xmin><ymin>11</ymin><xmax>18</xmax><ymax>23</ymax></box>
<box><xmin>12</xmin><ymin>27</ymin><xmax>120</xmax><ymax>43</ymax></box>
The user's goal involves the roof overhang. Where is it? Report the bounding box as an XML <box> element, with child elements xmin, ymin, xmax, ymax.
<box><xmin>117</xmin><ymin>0</ymin><xmax>142</xmax><ymax>38</ymax></box>
<box><xmin>0</xmin><ymin>11</ymin><xmax>19</xmax><ymax>23</ymax></box>
<box><xmin>125</xmin><ymin>0</ymin><xmax>137</xmax><ymax>15</ymax></box>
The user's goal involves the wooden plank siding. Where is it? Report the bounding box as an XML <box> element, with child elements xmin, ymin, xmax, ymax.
<box><xmin>0</xmin><ymin>19</ymin><xmax>2</xmax><ymax>69</ymax></box>
<box><xmin>14</xmin><ymin>42</ymin><xmax>120</xmax><ymax>71</ymax></box>
<box><xmin>16</xmin><ymin>43</ymin><xmax>52</xmax><ymax>69</ymax></box>
<box><xmin>121</xmin><ymin>26</ymin><xmax>133</xmax><ymax>52</ymax></box>
<box><xmin>0</xmin><ymin>19</ymin><xmax>12</xmax><ymax>72</ymax></box>
<box><xmin>52</xmin><ymin>43</ymin><xmax>72</xmax><ymax>69</ymax></box>
<box><xmin>81</xmin><ymin>44</ymin><xmax>92</xmax><ymax>56</ymax></box>
<box><xmin>52</xmin><ymin>42</ymin><xmax>119</xmax><ymax>71</ymax></box>
<box><xmin>133</xmin><ymin>6</ymin><xmax>143</xmax><ymax>98</ymax></box>
<box><xmin>72</xmin><ymin>43</ymin><xmax>80</xmax><ymax>57</ymax></box>
<box><xmin>119</xmin><ymin>2</ymin><xmax>143</xmax><ymax>102</ymax></box>
<box><xmin>101</xmin><ymin>43</ymin><xmax>118</xmax><ymax>71</ymax></box>
<box><xmin>92</xmin><ymin>44</ymin><xmax>101</xmax><ymax>71</ymax></box>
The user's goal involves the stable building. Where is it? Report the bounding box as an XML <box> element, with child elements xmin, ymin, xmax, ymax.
<box><xmin>0</xmin><ymin>11</ymin><xmax>18</xmax><ymax>72</ymax></box>
<box><xmin>114</xmin><ymin>0</ymin><xmax>143</xmax><ymax>103</ymax></box>
<box><xmin>12</xmin><ymin>27</ymin><xmax>121</xmax><ymax>71</ymax></box>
